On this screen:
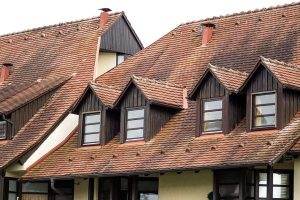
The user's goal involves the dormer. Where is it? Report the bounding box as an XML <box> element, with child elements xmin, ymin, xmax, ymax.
<box><xmin>189</xmin><ymin>64</ymin><xmax>248</xmax><ymax>136</ymax></box>
<box><xmin>72</xmin><ymin>83</ymin><xmax>121</xmax><ymax>146</ymax></box>
<box><xmin>114</xmin><ymin>76</ymin><xmax>186</xmax><ymax>143</ymax></box>
<box><xmin>240</xmin><ymin>56</ymin><xmax>300</xmax><ymax>131</ymax></box>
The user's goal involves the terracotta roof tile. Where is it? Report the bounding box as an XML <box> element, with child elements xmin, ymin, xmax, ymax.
<box><xmin>260</xmin><ymin>56</ymin><xmax>300</xmax><ymax>89</ymax></box>
<box><xmin>0</xmin><ymin>12</ymin><xmax>123</xmax><ymax>168</ymax></box>
<box><xmin>90</xmin><ymin>82</ymin><xmax>121</xmax><ymax>108</ymax></box>
<box><xmin>0</xmin><ymin>75</ymin><xmax>71</xmax><ymax>114</ymax></box>
<box><xmin>24</xmin><ymin>3</ymin><xmax>300</xmax><ymax>178</ymax></box>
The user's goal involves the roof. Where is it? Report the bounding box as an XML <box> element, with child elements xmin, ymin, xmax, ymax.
<box><xmin>115</xmin><ymin>75</ymin><xmax>185</xmax><ymax>109</ymax></box>
<box><xmin>24</xmin><ymin>3</ymin><xmax>300</xmax><ymax>178</ymax></box>
<box><xmin>72</xmin><ymin>82</ymin><xmax>121</xmax><ymax>110</ymax></box>
<box><xmin>189</xmin><ymin>64</ymin><xmax>248</xmax><ymax>98</ymax></box>
<box><xmin>0</xmin><ymin>75</ymin><xmax>71</xmax><ymax>114</ymax></box>
<box><xmin>0</xmin><ymin>12</ymin><xmax>124</xmax><ymax>169</ymax></box>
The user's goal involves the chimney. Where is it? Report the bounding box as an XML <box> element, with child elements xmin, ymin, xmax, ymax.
<box><xmin>99</xmin><ymin>8</ymin><xmax>112</xmax><ymax>28</ymax></box>
<box><xmin>201</xmin><ymin>22</ymin><xmax>216</xmax><ymax>46</ymax></box>
<box><xmin>0</xmin><ymin>63</ymin><xmax>12</xmax><ymax>83</ymax></box>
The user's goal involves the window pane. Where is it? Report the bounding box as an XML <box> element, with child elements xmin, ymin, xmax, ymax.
<box><xmin>273</xmin><ymin>173</ymin><xmax>289</xmax><ymax>185</ymax></box>
<box><xmin>85</xmin><ymin>114</ymin><xmax>100</xmax><ymax>124</ymax></box>
<box><xmin>259</xmin><ymin>173</ymin><xmax>267</xmax><ymax>184</ymax></box>
<box><xmin>255</xmin><ymin>93</ymin><xmax>275</xmax><ymax>105</ymax></box>
<box><xmin>128</xmin><ymin>109</ymin><xmax>144</xmax><ymax>119</ymax></box>
<box><xmin>0</xmin><ymin>121</ymin><xmax>6</xmax><ymax>139</ymax></box>
<box><xmin>255</xmin><ymin>105</ymin><xmax>275</xmax><ymax>116</ymax></box>
<box><xmin>255</xmin><ymin>115</ymin><xmax>275</xmax><ymax>127</ymax></box>
<box><xmin>140</xmin><ymin>194</ymin><xmax>158</xmax><ymax>200</ymax></box>
<box><xmin>204</xmin><ymin>100</ymin><xmax>222</xmax><ymax>111</ymax></box>
<box><xmin>273</xmin><ymin>186</ymin><xmax>289</xmax><ymax>198</ymax></box>
<box><xmin>84</xmin><ymin>133</ymin><xmax>99</xmax><ymax>144</ymax></box>
<box><xmin>85</xmin><ymin>124</ymin><xmax>100</xmax><ymax>133</ymax></box>
<box><xmin>127</xmin><ymin>129</ymin><xmax>143</xmax><ymax>139</ymax></box>
<box><xmin>259</xmin><ymin>186</ymin><xmax>267</xmax><ymax>198</ymax></box>
<box><xmin>22</xmin><ymin>182</ymin><xmax>48</xmax><ymax>193</ymax></box>
<box><xmin>117</xmin><ymin>55</ymin><xmax>125</xmax><ymax>65</ymax></box>
<box><xmin>204</xmin><ymin>111</ymin><xmax>222</xmax><ymax>121</ymax></box>
<box><xmin>219</xmin><ymin>184</ymin><xmax>239</xmax><ymax>197</ymax></box>
<box><xmin>203</xmin><ymin>121</ymin><xmax>222</xmax><ymax>132</ymax></box>
<box><xmin>9</xmin><ymin>180</ymin><xmax>17</xmax><ymax>192</ymax></box>
<box><xmin>127</xmin><ymin>119</ymin><xmax>144</xmax><ymax>129</ymax></box>
<box><xmin>8</xmin><ymin>194</ymin><xmax>17</xmax><ymax>200</ymax></box>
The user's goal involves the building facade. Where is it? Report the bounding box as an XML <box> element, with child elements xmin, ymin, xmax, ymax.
<box><xmin>1</xmin><ymin>2</ymin><xmax>300</xmax><ymax>200</ymax></box>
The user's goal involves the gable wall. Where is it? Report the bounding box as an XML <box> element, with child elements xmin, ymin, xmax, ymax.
<box><xmin>283</xmin><ymin>89</ymin><xmax>300</xmax><ymax>126</ymax></box>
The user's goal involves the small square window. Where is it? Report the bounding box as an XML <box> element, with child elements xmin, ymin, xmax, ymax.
<box><xmin>82</xmin><ymin>112</ymin><xmax>101</xmax><ymax>145</ymax></box>
<box><xmin>0</xmin><ymin>121</ymin><xmax>7</xmax><ymax>139</ymax></box>
<box><xmin>202</xmin><ymin>99</ymin><xmax>223</xmax><ymax>133</ymax></box>
<box><xmin>126</xmin><ymin>108</ymin><xmax>145</xmax><ymax>141</ymax></box>
<box><xmin>117</xmin><ymin>54</ymin><xmax>125</xmax><ymax>65</ymax></box>
<box><xmin>252</xmin><ymin>92</ymin><xmax>276</xmax><ymax>128</ymax></box>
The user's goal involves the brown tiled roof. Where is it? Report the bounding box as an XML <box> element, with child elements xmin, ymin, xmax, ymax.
<box><xmin>90</xmin><ymin>82</ymin><xmax>121</xmax><ymax>108</ymax></box>
<box><xmin>260</xmin><ymin>56</ymin><xmax>300</xmax><ymax>90</ymax></box>
<box><xmin>115</xmin><ymin>75</ymin><xmax>185</xmax><ymax>109</ymax></box>
<box><xmin>24</xmin><ymin>3</ymin><xmax>300</xmax><ymax>178</ymax></box>
<box><xmin>0</xmin><ymin>75</ymin><xmax>71</xmax><ymax>114</ymax></box>
<box><xmin>0</xmin><ymin>12</ymin><xmax>123</xmax><ymax>168</ymax></box>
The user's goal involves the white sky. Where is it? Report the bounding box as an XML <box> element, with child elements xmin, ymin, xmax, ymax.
<box><xmin>0</xmin><ymin>0</ymin><xmax>296</xmax><ymax>47</ymax></box>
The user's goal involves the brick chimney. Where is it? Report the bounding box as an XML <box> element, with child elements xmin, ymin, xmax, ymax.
<box><xmin>0</xmin><ymin>63</ymin><xmax>12</xmax><ymax>83</ymax></box>
<box><xmin>99</xmin><ymin>8</ymin><xmax>112</xmax><ymax>28</ymax></box>
<box><xmin>201</xmin><ymin>22</ymin><xmax>216</xmax><ymax>46</ymax></box>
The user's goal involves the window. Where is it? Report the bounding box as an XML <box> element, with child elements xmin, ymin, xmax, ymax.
<box><xmin>252</xmin><ymin>92</ymin><xmax>276</xmax><ymax>128</ymax></box>
<box><xmin>0</xmin><ymin>120</ymin><xmax>6</xmax><ymax>139</ymax></box>
<box><xmin>8</xmin><ymin>180</ymin><xmax>18</xmax><ymax>200</ymax></box>
<box><xmin>126</xmin><ymin>108</ymin><xmax>145</xmax><ymax>141</ymax></box>
<box><xmin>138</xmin><ymin>179</ymin><xmax>159</xmax><ymax>200</ymax></box>
<box><xmin>117</xmin><ymin>54</ymin><xmax>125</xmax><ymax>65</ymax></box>
<box><xmin>82</xmin><ymin>112</ymin><xmax>101</xmax><ymax>145</ymax></box>
<box><xmin>203</xmin><ymin>99</ymin><xmax>223</xmax><ymax>132</ymax></box>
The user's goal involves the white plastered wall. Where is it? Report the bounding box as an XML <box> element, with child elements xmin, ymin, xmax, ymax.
<box><xmin>94</xmin><ymin>51</ymin><xmax>117</xmax><ymax>78</ymax></box>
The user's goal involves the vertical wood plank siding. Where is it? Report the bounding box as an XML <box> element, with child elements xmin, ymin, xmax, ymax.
<box><xmin>246</xmin><ymin>66</ymin><xmax>283</xmax><ymax>132</ymax></box>
<box><xmin>283</xmin><ymin>89</ymin><xmax>300</xmax><ymax>126</ymax></box>
<box><xmin>6</xmin><ymin>89</ymin><xmax>56</xmax><ymax>139</ymax></box>
<box><xmin>120</xmin><ymin>85</ymin><xmax>174</xmax><ymax>142</ymax></box>
<box><xmin>195</xmin><ymin>74</ymin><xmax>244</xmax><ymax>135</ymax></box>
<box><xmin>0</xmin><ymin>171</ymin><xmax>4</xmax><ymax>200</ymax></box>
<box><xmin>100</xmin><ymin>17</ymin><xmax>142</xmax><ymax>55</ymax></box>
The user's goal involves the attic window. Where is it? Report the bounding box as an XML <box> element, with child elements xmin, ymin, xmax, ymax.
<box><xmin>0</xmin><ymin>120</ymin><xmax>7</xmax><ymax>139</ymax></box>
<box><xmin>82</xmin><ymin>112</ymin><xmax>101</xmax><ymax>145</ymax></box>
<box><xmin>252</xmin><ymin>92</ymin><xmax>276</xmax><ymax>128</ymax></box>
<box><xmin>202</xmin><ymin>99</ymin><xmax>223</xmax><ymax>133</ymax></box>
<box><xmin>126</xmin><ymin>108</ymin><xmax>145</xmax><ymax>141</ymax></box>
<box><xmin>117</xmin><ymin>53</ymin><xmax>125</xmax><ymax>65</ymax></box>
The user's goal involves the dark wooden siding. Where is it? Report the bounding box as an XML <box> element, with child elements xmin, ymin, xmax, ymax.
<box><xmin>245</xmin><ymin>65</ymin><xmax>282</xmax><ymax>131</ymax></box>
<box><xmin>119</xmin><ymin>84</ymin><xmax>174</xmax><ymax>142</ymax></box>
<box><xmin>195</xmin><ymin>73</ymin><xmax>244</xmax><ymax>135</ymax></box>
<box><xmin>74</xmin><ymin>89</ymin><xmax>119</xmax><ymax>146</ymax></box>
<box><xmin>283</xmin><ymin>89</ymin><xmax>300</xmax><ymax>126</ymax></box>
<box><xmin>100</xmin><ymin>16</ymin><xmax>142</xmax><ymax>55</ymax></box>
<box><xmin>6</xmin><ymin>89</ymin><xmax>55</xmax><ymax>139</ymax></box>
<box><xmin>0</xmin><ymin>171</ymin><xmax>4</xmax><ymax>200</ymax></box>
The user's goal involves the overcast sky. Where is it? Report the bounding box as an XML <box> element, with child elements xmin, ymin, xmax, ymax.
<box><xmin>0</xmin><ymin>0</ymin><xmax>296</xmax><ymax>46</ymax></box>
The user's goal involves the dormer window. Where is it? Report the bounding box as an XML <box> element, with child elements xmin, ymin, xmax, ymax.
<box><xmin>126</xmin><ymin>108</ymin><xmax>145</xmax><ymax>141</ymax></box>
<box><xmin>0</xmin><ymin>120</ymin><xmax>7</xmax><ymax>139</ymax></box>
<box><xmin>252</xmin><ymin>92</ymin><xmax>276</xmax><ymax>129</ymax></box>
<box><xmin>203</xmin><ymin>99</ymin><xmax>223</xmax><ymax>133</ymax></box>
<box><xmin>82</xmin><ymin>112</ymin><xmax>101</xmax><ymax>145</ymax></box>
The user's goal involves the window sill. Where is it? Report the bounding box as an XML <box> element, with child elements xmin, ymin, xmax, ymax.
<box><xmin>250</xmin><ymin>126</ymin><xmax>277</xmax><ymax>132</ymax></box>
<box><xmin>81</xmin><ymin>142</ymin><xmax>101</xmax><ymax>147</ymax></box>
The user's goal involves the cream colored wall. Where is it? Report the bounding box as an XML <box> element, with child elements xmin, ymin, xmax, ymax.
<box><xmin>294</xmin><ymin>158</ymin><xmax>300</xmax><ymax>199</ymax></box>
<box><xmin>159</xmin><ymin>170</ymin><xmax>213</xmax><ymax>200</ymax></box>
<box><xmin>95</xmin><ymin>51</ymin><xmax>117</xmax><ymax>78</ymax></box>
<box><xmin>74</xmin><ymin>178</ymin><xmax>89</xmax><ymax>200</ymax></box>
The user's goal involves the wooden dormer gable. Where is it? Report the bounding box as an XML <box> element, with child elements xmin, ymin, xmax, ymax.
<box><xmin>114</xmin><ymin>76</ymin><xmax>183</xmax><ymax>143</ymax></box>
<box><xmin>241</xmin><ymin>57</ymin><xmax>300</xmax><ymax>131</ymax></box>
<box><xmin>72</xmin><ymin>83</ymin><xmax>120</xmax><ymax>146</ymax></box>
<box><xmin>189</xmin><ymin>64</ymin><xmax>248</xmax><ymax>136</ymax></box>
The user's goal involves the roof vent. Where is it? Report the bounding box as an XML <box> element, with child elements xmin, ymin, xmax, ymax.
<box><xmin>201</xmin><ymin>22</ymin><xmax>216</xmax><ymax>47</ymax></box>
<box><xmin>99</xmin><ymin>8</ymin><xmax>112</xmax><ymax>28</ymax></box>
<box><xmin>0</xmin><ymin>63</ymin><xmax>12</xmax><ymax>83</ymax></box>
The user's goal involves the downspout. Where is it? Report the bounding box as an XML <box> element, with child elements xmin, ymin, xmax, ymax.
<box><xmin>50</xmin><ymin>178</ymin><xmax>61</xmax><ymax>195</ymax></box>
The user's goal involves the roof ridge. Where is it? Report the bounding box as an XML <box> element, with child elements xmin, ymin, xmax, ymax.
<box><xmin>0</xmin><ymin>12</ymin><xmax>122</xmax><ymax>38</ymax></box>
<box><xmin>90</xmin><ymin>82</ymin><xmax>121</xmax><ymax>91</ymax></box>
<box><xmin>260</xmin><ymin>56</ymin><xmax>300</xmax><ymax>70</ymax></box>
<box><xmin>180</xmin><ymin>2</ymin><xmax>299</xmax><ymax>26</ymax></box>
<box><xmin>208</xmin><ymin>63</ymin><xmax>248</xmax><ymax>76</ymax></box>
<box><xmin>132</xmin><ymin>75</ymin><xmax>183</xmax><ymax>89</ymax></box>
